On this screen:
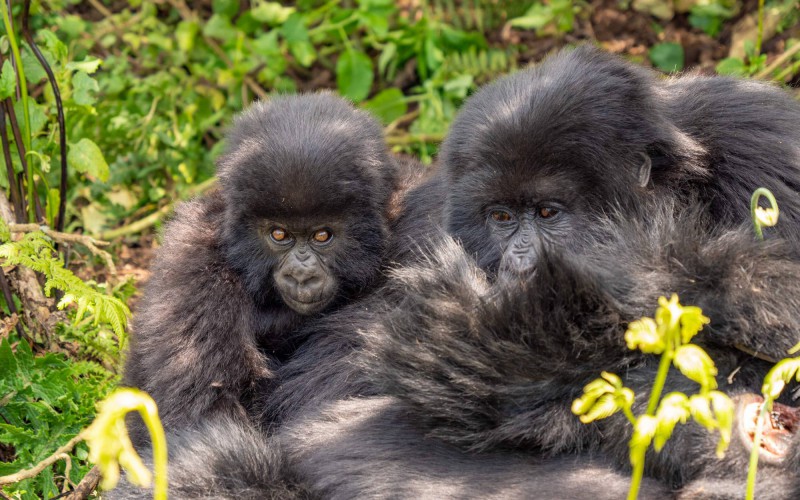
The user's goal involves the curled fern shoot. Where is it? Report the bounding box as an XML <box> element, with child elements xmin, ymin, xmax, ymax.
<box><xmin>750</xmin><ymin>187</ymin><xmax>779</xmax><ymax>241</ymax></box>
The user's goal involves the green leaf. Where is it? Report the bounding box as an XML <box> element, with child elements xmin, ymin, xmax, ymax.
<box><xmin>0</xmin><ymin>60</ymin><xmax>16</xmax><ymax>100</ymax></box>
<box><xmin>251</xmin><ymin>2</ymin><xmax>296</xmax><ymax>25</ymax></box>
<box><xmin>67</xmin><ymin>138</ymin><xmax>110</xmax><ymax>182</ymax></box>
<box><xmin>46</xmin><ymin>188</ymin><xmax>60</xmax><ymax>228</ymax></box>
<box><xmin>21</xmin><ymin>49</ymin><xmax>48</xmax><ymax>83</ymax></box>
<box><xmin>14</xmin><ymin>100</ymin><xmax>47</xmax><ymax>137</ymax></box>
<box><xmin>38</xmin><ymin>30</ymin><xmax>68</xmax><ymax>63</ymax></box>
<box><xmin>337</xmin><ymin>50</ymin><xmax>374</xmax><ymax>102</ymax></box>
<box><xmin>674</xmin><ymin>344</ymin><xmax>718</xmax><ymax>391</ymax></box>
<box><xmin>363</xmin><ymin>88</ymin><xmax>407</xmax><ymax>125</ymax></box>
<box><xmin>289</xmin><ymin>41</ymin><xmax>316</xmax><ymax>68</ymax></box>
<box><xmin>0</xmin><ymin>339</ymin><xmax>17</xmax><ymax>380</ymax></box>
<box><xmin>212</xmin><ymin>0</ymin><xmax>240</xmax><ymax>18</ymax></box>
<box><xmin>66</xmin><ymin>56</ymin><xmax>103</xmax><ymax>74</ymax></box>
<box><xmin>176</xmin><ymin>20</ymin><xmax>200</xmax><ymax>53</ymax></box>
<box><xmin>281</xmin><ymin>13</ymin><xmax>309</xmax><ymax>42</ymax></box>
<box><xmin>203</xmin><ymin>14</ymin><xmax>238</xmax><ymax>43</ymax></box>
<box><xmin>378</xmin><ymin>42</ymin><xmax>397</xmax><ymax>77</ymax></box>
<box><xmin>72</xmin><ymin>71</ymin><xmax>100</xmax><ymax>106</ymax></box>
<box><xmin>649</xmin><ymin>42</ymin><xmax>684</xmax><ymax>72</ymax></box>
<box><xmin>715</xmin><ymin>57</ymin><xmax>747</xmax><ymax>76</ymax></box>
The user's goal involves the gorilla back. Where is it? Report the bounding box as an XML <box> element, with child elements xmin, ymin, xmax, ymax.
<box><xmin>123</xmin><ymin>93</ymin><xmax>402</xmax><ymax>439</ymax></box>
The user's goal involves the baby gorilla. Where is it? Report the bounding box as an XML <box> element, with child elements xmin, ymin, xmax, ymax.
<box><xmin>123</xmin><ymin>93</ymin><xmax>400</xmax><ymax>439</ymax></box>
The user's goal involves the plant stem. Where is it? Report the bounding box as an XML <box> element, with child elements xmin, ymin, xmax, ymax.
<box><xmin>628</xmin><ymin>456</ymin><xmax>644</xmax><ymax>500</ymax></box>
<box><xmin>0</xmin><ymin>0</ymin><xmax>33</xmax><ymax>222</ymax></box>
<box><xmin>745</xmin><ymin>399</ymin><xmax>771</xmax><ymax>500</ymax></box>
<box><xmin>646</xmin><ymin>352</ymin><xmax>672</xmax><ymax>415</ymax></box>
<box><xmin>755</xmin><ymin>0</ymin><xmax>765</xmax><ymax>55</ymax></box>
<box><xmin>139</xmin><ymin>402</ymin><xmax>168</xmax><ymax>500</ymax></box>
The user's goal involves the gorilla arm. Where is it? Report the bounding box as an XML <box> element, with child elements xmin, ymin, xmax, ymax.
<box><xmin>123</xmin><ymin>192</ymin><xmax>291</xmax><ymax>438</ymax></box>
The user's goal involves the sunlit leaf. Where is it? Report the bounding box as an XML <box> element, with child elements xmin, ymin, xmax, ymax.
<box><xmin>337</xmin><ymin>50</ymin><xmax>373</xmax><ymax>102</ymax></box>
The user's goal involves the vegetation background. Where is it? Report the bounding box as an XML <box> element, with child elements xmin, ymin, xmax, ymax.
<box><xmin>0</xmin><ymin>0</ymin><xmax>797</xmax><ymax>498</ymax></box>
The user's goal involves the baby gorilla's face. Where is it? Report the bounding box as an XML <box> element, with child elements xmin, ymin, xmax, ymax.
<box><xmin>262</xmin><ymin>219</ymin><xmax>341</xmax><ymax>315</ymax></box>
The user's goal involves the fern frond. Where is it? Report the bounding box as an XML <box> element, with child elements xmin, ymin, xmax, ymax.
<box><xmin>0</xmin><ymin>231</ymin><xmax>131</xmax><ymax>338</ymax></box>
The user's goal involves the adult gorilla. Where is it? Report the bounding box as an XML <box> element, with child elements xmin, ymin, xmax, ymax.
<box><xmin>114</xmin><ymin>46</ymin><xmax>800</xmax><ymax>498</ymax></box>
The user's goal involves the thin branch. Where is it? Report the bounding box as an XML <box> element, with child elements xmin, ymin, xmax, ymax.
<box><xmin>386</xmin><ymin>132</ymin><xmax>445</xmax><ymax>146</ymax></box>
<box><xmin>101</xmin><ymin>176</ymin><xmax>217</xmax><ymax>240</ymax></box>
<box><xmin>64</xmin><ymin>466</ymin><xmax>101</xmax><ymax>500</ymax></box>
<box><xmin>755</xmin><ymin>42</ymin><xmax>800</xmax><ymax>80</ymax></box>
<box><xmin>0</xmin><ymin>433</ymin><xmax>84</xmax><ymax>485</ymax></box>
<box><xmin>0</xmin><ymin>78</ymin><xmax>23</xmax><ymax>221</ymax></box>
<box><xmin>22</xmin><ymin>0</ymin><xmax>68</xmax><ymax>232</ymax></box>
<box><xmin>8</xmin><ymin>224</ymin><xmax>116</xmax><ymax>275</ymax></box>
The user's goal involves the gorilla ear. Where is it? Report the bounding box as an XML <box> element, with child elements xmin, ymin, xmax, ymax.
<box><xmin>637</xmin><ymin>153</ymin><xmax>652</xmax><ymax>188</ymax></box>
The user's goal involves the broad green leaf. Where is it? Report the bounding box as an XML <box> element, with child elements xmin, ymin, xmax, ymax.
<box><xmin>281</xmin><ymin>13</ymin><xmax>309</xmax><ymax>42</ymax></box>
<box><xmin>0</xmin><ymin>59</ymin><xmax>16</xmax><ymax>100</ymax></box>
<box><xmin>203</xmin><ymin>14</ymin><xmax>238</xmax><ymax>43</ymax></box>
<box><xmin>38</xmin><ymin>30</ymin><xmax>68</xmax><ymax>62</ymax></box>
<box><xmin>72</xmin><ymin>71</ymin><xmax>100</xmax><ymax>106</ymax></box>
<box><xmin>378</xmin><ymin>42</ymin><xmax>397</xmax><ymax>77</ymax></box>
<box><xmin>0</xmin><ymin>339</ymin><xmax>17</xmax><ymax>380</ymax></box>
<box><xmin>251</xmin><ymin>2</ymin><xmax>295</xmax><ymax>25</ymax></box>
<box><xmin>212</xmin><ymin>0</ymin><xmax>240</xmax><ymax>18</ymax></box>
<box><xmin>21</xmin><ymin>49</ymin><xmax>48</xmax><ymax>83</ymax></box>
<box><xmin>363</xmin><ymin>88</ymin><xmax>407</xmax><ymax>124</ymax></box>
<box><xmin>14</xmin><ymin>99</ymin><xmax>47</xmax><ymax>137</ymax></box>
<box><xmin>649</xmin><ymin>42</ymin><xmax>685</xmax><ymax>72</ymax></box>
<box><xmin>289</xmin><ymin>40</ymin><xmax>316</xmax><ymax>67</ymax></box>
<box><xmin>176</xmin><ymin>20</ymin><xmax>200</xmax><ymax>53</ymax></box>
<box><xmin>66</xmin><ymin>56</ymin><xmax>103</xmax><ymax>74</ymax></box>
<box><xmin>68</xmin><ymin>138</ymin><xmax>110</xmax><ymax>182</ymax></box>
<box><xmin>715</xmin><ymin>57</ymin><xmax>746</xmax><ymax>76</ymax></box>
<box><xmin>337</xmin><ymin>50</ymin><xmax>373</xmax><ymax>102</ymax></box>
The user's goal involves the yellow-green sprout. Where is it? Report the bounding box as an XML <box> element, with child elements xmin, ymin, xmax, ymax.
<box><xmin>572</xmin><ymin>295</ymin><xmax>730</xmax><ymax>500</ymax></box>
<box><xmin>84</xmin><ymin>388</ymin><xmax>168</xmax><ymax>499</ymax></box>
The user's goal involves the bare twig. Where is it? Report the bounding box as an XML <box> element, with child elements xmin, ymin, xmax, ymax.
<box><xmin>101</xmin><ymin>176</ymin><xmax>218</xmax><ymax>240</ymax></box>
<box><xmin>755</xmin><ymin>42</ymin><xmax>800</xmax><ymax>80</ymax></box>
<box><xmin>86</xmin><ymin>0</ymin><xmax>113</xmax><ymax>19</ymax></box>
<box><xmin>0</xmin><ymin>433</ymin><xmax>84</xmax><ymax>485</ymax></box>
<box><xmin>8</xmin><ymin>224</ymin><xmax>116</xmax><ymax>275</ymax></box>
<box><xmin>64</xmin><ymin>466</ymin><xmax>101</xmax><ymax>500</ymax></box>
<box><xmin>386</xmin><ymin>132</ymin><xmax>445</xmax><ymax>146</ymax></box>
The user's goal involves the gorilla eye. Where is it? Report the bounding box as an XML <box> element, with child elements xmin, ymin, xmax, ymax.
<box><xmin>270</xmin><ymin>228</ymin><xmax>288</xmax><ymax>242</ymax></box>
<box><xmin>539</xmin><ymin>207</ymin><xmax>559</xmax><ymax>219</ymax></box>
<box><xmin>313</xmin><ymin>229</ymin><xmax>332</xmax><ymax>243</ymax></box>
<box><xmin>490</xmin><ymin>210</ymin><xmax>513</xmax><ymax>223</ymax></box>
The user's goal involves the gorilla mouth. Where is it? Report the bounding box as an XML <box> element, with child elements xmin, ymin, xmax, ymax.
<box><xmin>281</xmin><ymin>293</ymin><xmax>334</xmax><ymax>315</ymax></box>
<box><xmin>736</xmin><ymin>394</ymin><xmax>799</xmax><ymax>463</ymax></box>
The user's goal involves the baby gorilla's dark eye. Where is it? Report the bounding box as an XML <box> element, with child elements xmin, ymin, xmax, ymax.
<box><xmin>490</xmin><ymin>210</ymin><xmax>513</xmax><ymax>222</ymax></box>
<box><xmin>539</xmin><ymin>207</ymin><xmax>559</xmax><ymax>219</ymax></box>
<box><xmin>313</xmin><ymin>229</ymin><xmax>332</xmax><ymax>243</ymax></box>
<box><xmin>271</xmin><ymin>228</ymin><xmax>287</xmax><ymax>242</ymax></box>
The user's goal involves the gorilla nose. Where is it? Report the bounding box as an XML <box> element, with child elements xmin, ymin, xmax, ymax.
<box><xmin>287</xmin><ymin>266</ymin><xmax>322</xmax><ymax>288</ymax></box>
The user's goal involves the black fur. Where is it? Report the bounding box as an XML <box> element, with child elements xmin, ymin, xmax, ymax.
<box><xmin>366</xmin><ymin>211</ymin><xmax>800</xmax><ymax>495</ymax></box>
<box><xmin>119</xmin><ymin>46</ymin><xmax>800</xmax><ymax>498</ymax></box>
<box><xmin>122</xmin><ymin>93</ymin><xmax>407</xmax><ymax>440</ymax></box>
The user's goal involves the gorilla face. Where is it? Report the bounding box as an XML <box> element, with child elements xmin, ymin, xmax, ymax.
<box><xmin>439</xmin><ymin>46</ymin><xmax>700</xmax><ymax>279</ymax></box>
<box><xmin>263</xmin><ymin>221</ymin><xmax>339</xmax><ymax>315</ymax></box>
<box><xmin>217</xmin><ymin>93</ymin><xmax>394</xmax><ymax>314</ymax></box>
